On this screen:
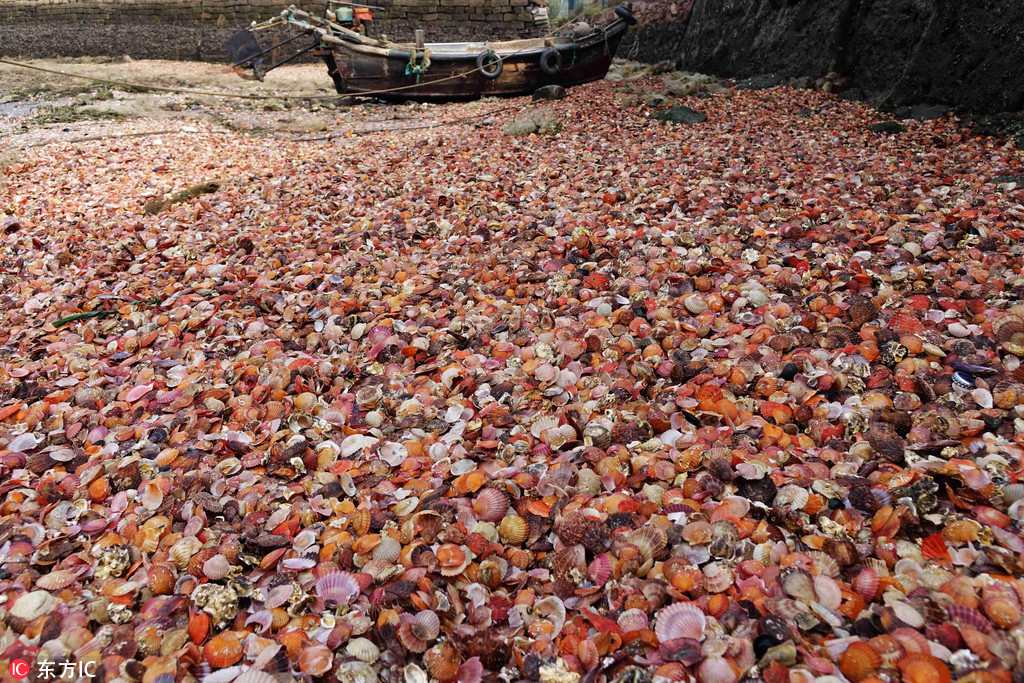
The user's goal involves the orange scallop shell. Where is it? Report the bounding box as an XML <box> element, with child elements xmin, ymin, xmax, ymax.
<box><xmin>942</xmin><ymin>519</ymin><xmax>981</xmax><ymax>544</ymax></box>
<box><xmin>203</xmin><ymin>631</ymin><xmax>243</xmax><ymax>668</ymax></box>
<box><xmin>424</xmin><ymin>641</ymin><xmax>460</xmax><ymax>682</ymax></box>
<box><xmin>839</xmin><ymin>641</ymin><xmax>881</xmax><ymax>682</ymax></box>
<box><xmin>897</xmin><ymin>654</ymin><xmax>951</xmax><ymax>683</ymax></box>
<box><xmin>498</xmin><ymin>515</ymin><xmax>529</xmax><ymax>545</ymax></box>
<box><xmin>350</xmin><ymin>509</ymin><xmax>372</xmax><ymax>536</ymax></box>
<box><xmin>188</xmin><ymin>610</ymin><xmax>211</xmax><ymax>645</ymax></box>
<box><xmin>982</xmin><ymin>595</ymin><xmax>1022</xmax><ymax>629</ymax></box>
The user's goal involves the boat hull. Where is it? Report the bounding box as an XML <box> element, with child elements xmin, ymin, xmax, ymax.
<box><xmin>321</xmin><ymin>22</ymin><xmax>630</xmax><ymax>101</ymax></box>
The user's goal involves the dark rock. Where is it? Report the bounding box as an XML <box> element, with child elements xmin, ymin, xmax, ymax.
<box><xmin>532</xmin><ymin>85</ymin><xmax>566</xmax><ymax>101</ymax></box>
<box><xmin>868</xmin><ymin>121</ymin><xmax>905</xmax><ymax>134</ymax></box>
<box><xmin>992</xmin><ymin>174</ymin><xmax>1024</xmax><ymax>185</ymax></box>
<box><xmin>653</xmin><ymin>106</ymin><xmax>707</xmax><ymax>124</ymax></box>
<box><xmin>735</xmin><ymin>73</ymin><xmax>786</xmax><ymax>90</ymax></box>
<box><xmin>672</xmin><ymin>0</ymin><xmax>1024</xmax><ymax>114</ymax></box>
<box><xmin>902</xmin><ymin>104</ymin><xmax>951</xmax><ymax>121</ymax></box>
<box><xmin>644</xmin><ymin>92</ymin><xmax>668</xmax><ymax>107</ymax></box>
<box><xmin>778</xmin><ymin>362</ymin><xmax>799</xmax><ymax>381</ymax></box>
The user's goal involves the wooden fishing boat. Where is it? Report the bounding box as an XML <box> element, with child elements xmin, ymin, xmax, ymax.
<box><xmin>229</xmin><ymin>3</ymin><xmax>636</xmax><ymax>101</ymax></box>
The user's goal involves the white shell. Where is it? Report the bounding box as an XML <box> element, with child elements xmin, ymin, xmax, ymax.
<box><xmin>379</xmin><ymin>441</ymin><xmax>408</xmax><ymax>467</ymax></box>
<box><xmin>341</xmin><ymin>434</ymin><xmax>379</xmax><ymax>457</ymax></box>
<box><xmin>346</xmin><ymin>637</ymin><xmax>381</xmax><ymax>664</ymax></box>
<box><xmin>10</xmin><ymin>590</ymin><xmax>57</xmax><ymax>620</ymax></box>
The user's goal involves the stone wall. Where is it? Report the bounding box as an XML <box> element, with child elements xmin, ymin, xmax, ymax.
<box><xmin>0</xmin><ymin>0</ymin><xmax>543</xmax><ymax>60</ymax></box>
<box><xmin>649</xmin><ymin>0</ymin><xmax>1023</xmax><ymax>114</ymax></box>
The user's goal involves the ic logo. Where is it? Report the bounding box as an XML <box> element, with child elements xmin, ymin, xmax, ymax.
<box><xmin>8</xmin><ymin>659</ymin><xmax>31</xmax><ymax>679</ymax></box>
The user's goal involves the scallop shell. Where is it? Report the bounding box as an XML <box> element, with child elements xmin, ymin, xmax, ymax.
<box><xmin>411</xmin><ymin>609</ymin><xmax>441</xmax><ymax>641</ymax></box>
<box><xmin>35</xmin><ymin>569</ymin><xmax>81</xmax><ymax>591</ymax></box>
<box><xmin>655</xmin><ymin>602</ymin><xmax>706</xmax><ymax>643</ymax></box>
<box><xmin>204</xmin><ymin>631</ymin><xmax>243</xmax><ymax>668</ymax></box>
<box><xmin>498</xmin><ymin>515</ymin><xmax>528</xmax><ymax>545</ymax></box>
<box><xmin>897</xmin><ymin>653</ymin><xmax>952</xmax><ymax>683</ymax></box>
<box><xmin>372</xmin><ymin>537</ymin><xmax>402</xmax><ymax>563</ymax></box>
<box><xmin>587</xmin><ymin>553</ymin><xmax>613</xmax><ymax>585</ymax></box>
<box><xmin>299</xmin><ymin>645</ymin><xmax>334</xmax><ymax>676</ymax></box>
<box><xmin>781</xmin><ymin>568</ymin><xmax>816</xmax><ymax>604</ymax></box>
<box><xmin>170</xmin><ymin>535</ymin><xmax>203</xmax><ymax>569</ymax></box>
<box><xmin>424</xmin><ymin>641</ymin><xmax>460</xmax><ymax>682</ymax></box>
<box><xmin>703</xmin><ymin>561</ymin><xmax>734</xmax><ymax>593</ymax></box>
<box><xmin>868</xmin><ymin>634</ymin><xmax>904</xmax><ymax>666</ymax></box>
<box><xmin>556</xmin><ymin>511</ymin><xmax>595</xmax><ymax>545</ymax></box>
<box><xmin>532</xmin><ymin>593</ymin><xmax>573</xmax><ymax>638</ymax></box>
<box><xmin>9</xmin><ymin>590</ymin><xmax>56</xmax><ymax>620</ymax></box>
<box><xmin>436</xmin><ymin>544</ymin><xmax>471</xmax><ymax>577</ymax></box>
<box><xmin>982</xmin><ymin>594</ymin><xmax>1022</xmax><ymax>629</ymax></box>
<box><xmin>397</xmin><ymin>621</ymin><xmax>430</xmax><ymax>653</ymax></box>
<box><xmin>813</xmin><ymin>575</ymin><xmax>842</xmax><ymax>611</ymax></box>
<box><xmin>774</xmin><ymin>484</ymin><xmax>809</xmax><ymax>511</ymax></box>
<box><xmin>629</xmin><ymin>525</ymin><xmax>668</xmax><ymax>562</ymax></box>
<box><xmin>993</xmin><ymin>314</ymin><xmax>1024</xmax><ymax>344</ymax></box>
<box><xmin>852</xmin><ymin>567</ymin><xmax>879</xmax><ymax>600</ymax></box>
<box><xmin>838</xmin><ymin>641</ymin><xmax>881</xmax><ymax>682</ymax></box>
<box><xmin>807</xmin><ymin>551</ymin><xmax>840</xmax><ymax>578</ymax></box>
<box><xmin>697</xmin><ymin>656</ymin><xmax>736</xmax><ymax>683</ymax></box>
<box><xmin>551</xmin><ymin>545</ymin><xmax>586</xmax><ymax>584</ymax></box>
<box><xmin>890</xmin><ymin>627</ymin><xmax>931</xmax><ymax>655</ymax></box>
<box><xmin>472</xmin><ymin>488</ymin><xmax>510</xmax><ymax>522</ymax></box>
<box><xmin>530</xmin><ymin>416</ymin><xmax>560</xmax><ymax>439</ymax></box>
<box><xmin>350</xmin><ymin>509</ymin><xmax>372</xmax><ymax>536</ymax></box>
<box><xmin>947</xmin><ymin>605</ymin><xmax>991</xmax><ymax>633</ymax></box>
<box><xmin>345</xmin><ymin>637</ymin><xmax>381</xmax><ymax>664</ymax></box>
<box><xmin>316</xmin><ymin>570</ymin><xmax>360</xmax><ymax>606</ymax></box>
<box><xmin>617</xmin><ymin>607</ymin><xmax>649</xmax><ymax>633</ymax></box>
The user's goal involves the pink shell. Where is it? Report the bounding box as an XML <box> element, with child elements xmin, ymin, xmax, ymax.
<box><xmin>947</xmin><ymin>605</ymin><xmax>992</xmax><ymax>633</ymax></box>
<box><xmin>126</xmin><ymin>383</ymin><xmax>154</xmax><ymax>403</ymax></box>
<box><xmin>813</xmin><ymin>575</ymin><xmax>842</xmax><ymax>611</ymax></box>
<box><xmin>265</xmin><ymin>584</ymin><xmax>294</xmax><ymax>608</ymax></box>
<box><xmin>617</xmin><ymin>608</ymin><xmax>649</xmax><ymax>633</ymax></box>
<box><xmin>245</xmin><ymin>609</ymin><xmax>274</xmax><ymax>633</ymax></box>
<box><xmin>655</xmin><ymin>602</ymin><xmax>706</xmax><ymax>643</ymax></box>
<box><xmin>472</xmin><ymin>488</ymin><xmax>510</xmax><ymax>523</ymax></box>
<box><xmin>457</xmin><ymin>657</ymin><xmax>484</xmax><ymax>683</ymax></box>
<box><xmin>588</xmin><ymin>553</ymin><xmax>613</xmax><ymax>585</ymax></box>
<box><xmin>697</xmin><ymin>656</ymin><xmax>737</xmax><ymax>683</ymax></box>
<box><xmin>316</xmin><ymin>570</ymin><xmax>361</xmax><ymax>606</ymax></box>
<box><xmin>35</xmin><ymin>568</ymin><xmax>82</xmax><ymax>591</ymax></box>
<box><xmin>891</xmin><ymin>627</ymin><xmax>930</xmax><ymax>654</ymax></box>
<box><xmin>852</xmin><ymin>567</ymin><xmax>879</xmax><ymax>599</ymax></box>
<box><xmin>412</xmin><ymin>609</ymin><xmax>441</xmax><ymax>640</ymax></box>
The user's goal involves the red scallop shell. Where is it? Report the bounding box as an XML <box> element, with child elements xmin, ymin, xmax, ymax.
<box><xmin>920</xmin><ymin>532</ymin><xmax>950</xmax><ymax>562</ymax></box>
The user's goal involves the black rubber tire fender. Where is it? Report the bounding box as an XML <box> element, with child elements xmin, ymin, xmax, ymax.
<box><xmin>539</xmin><ymin>48</ymin><xmax>563</xmax><ymax>76</ymax></box>
<box><xmin>615</xmin><ymin>4</ymin><xmax>638</xmax><ymax>25</ymax></box>
<box><xmin>477</xmin><ymin>50</ymin><xmax>502</xmax><ymax>79</ymax></box>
